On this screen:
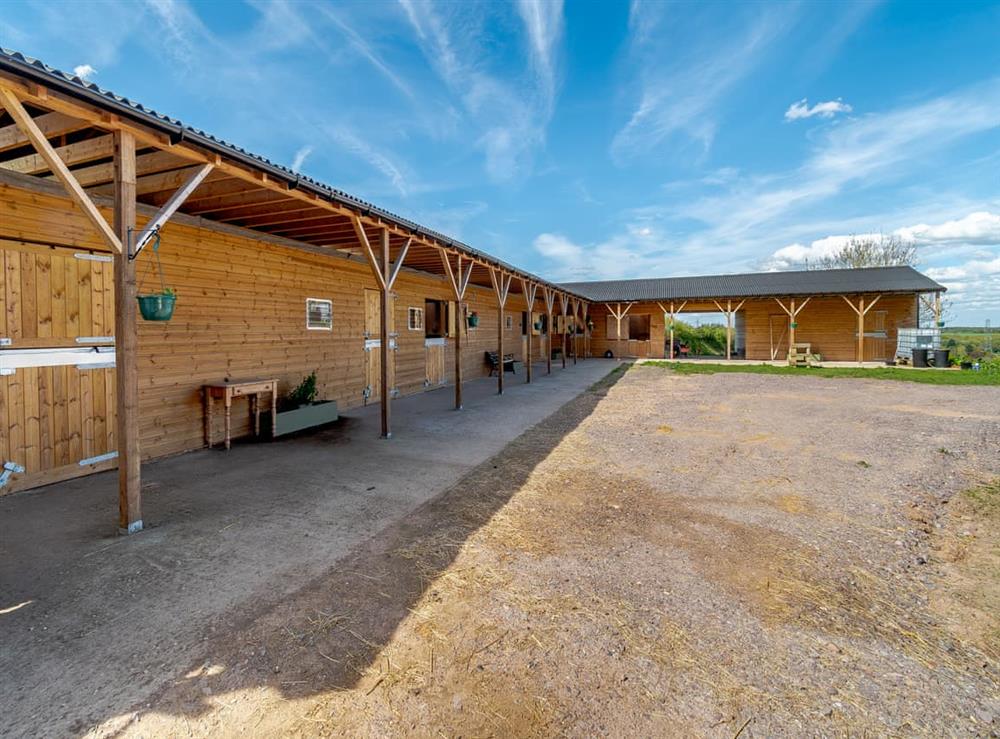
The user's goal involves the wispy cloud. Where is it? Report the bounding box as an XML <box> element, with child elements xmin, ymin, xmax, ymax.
<box><xmin>327</xmin><ymin>126</ymin><xmax>412</xmax><ymax>197</ymax></box>
<box><xmin>784</xmin><ymin>97</ymin><xmax>852</xmax><ymax>121</ymax></box>
<box><xmin>291</xmin><ymin>145</ymin><xmax>313</xmax><ymax>173</ymax></box>
<box><xmin>612</xmin><ymin>3</ymin><xmax>794</xmax><ymax>161</ymax></box>
<box><xmin>397</xmin><ymin>0</ymin><xmax>564</xmax><ymax>181</ymax></box>
<box><xmin>312</xmin><ymin>5</ymin><xmax>416</xmax><ymax>101</ymax></box>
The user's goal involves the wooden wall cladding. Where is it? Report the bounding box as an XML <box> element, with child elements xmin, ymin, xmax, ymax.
<box><xmin>1</xmin><ymin>177</ymin><xmax>541</xmax><ymax>490</ymax></box>
<box><xmin>586</xmin><ymin>297</ymin><xmax>917</xmax><ymax>361</ymax></box>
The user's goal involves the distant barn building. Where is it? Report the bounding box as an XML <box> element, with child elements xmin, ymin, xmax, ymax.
<box><xmin>565</xmin><ymin>266</ymin><xmax>945</xmax><ymax>362</ymax></box>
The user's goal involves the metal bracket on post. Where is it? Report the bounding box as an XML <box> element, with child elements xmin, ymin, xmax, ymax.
<box><xmin>127</xmin><ymin>226</ymin><xmax>161</xmax><ymax>262</ymax></box>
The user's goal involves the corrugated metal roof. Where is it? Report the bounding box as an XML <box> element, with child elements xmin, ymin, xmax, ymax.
<box><xmin>561</xmin><ymin>266</ymin><xmax>945</xmax><ymax>302</ymax></box>
<box><xmin>0</xmin><ymin>48</ymin><xmax>583</xmax><ymax>298</ymax></box>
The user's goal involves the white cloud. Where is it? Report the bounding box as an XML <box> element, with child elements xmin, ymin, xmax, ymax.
<box><xmin>765</xmin><ymin>232</ymin><xmax>884</xmax><ymax>269</ymax></box>
<box><xmin>765</xmin><ymin>211</ymin><xmax>1000</xmax><ymax>270</ymax></box>
<box><xmin>896</xmin><ymin>211</ymin><xmax>1000</xmax><ymax>245</ymax></box>
<box><xmin>290</xmin><ymin>145</ymin><xmax>313</xmax><ymax>173</ymax></box>
<box><xmin>72</xmin><ymin>64</ymin><xmax>96</xmax><ymax>80</ymax></box>
<box><xmin>784</xmin><ymin>98</ymin><xmax>852</xmax><ymax>121</ymax></box>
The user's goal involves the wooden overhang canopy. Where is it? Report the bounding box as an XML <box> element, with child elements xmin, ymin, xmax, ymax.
<box><xmin>0</xmin><ymin>49</ymin><xmax>585</xmax><ymax>304</ymax></box>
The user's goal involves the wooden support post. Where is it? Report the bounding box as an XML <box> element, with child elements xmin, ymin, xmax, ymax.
<box><xmin>774</xmin><ymin>297</ymin><xmax>811</xmax><ymax>361</ymax></box>
<box><xmin>657</xmin><ymin>301</ymin><xmax>687</xmax><ymax>360</ymax></box>
<box><xmin>490</xmin><ymin>269</ymin><xmax>512</xmax><ymax>394</ymax></box>
<box><xmin>379</xmin><ymin>229</ymin><xmax>392</xmax><ymax>437</ymax></box>
<box><xmin>521</xmin><ymin>280</ymin><xmax>538</xmax><ymax>383</ymax></box>
<box><xmin>606</xmin><ymin>302</ymin><xmax>635</xmax><ymax>358</ymax></box>
<box><xmin>559</xmin><ymin>294</ymin><xmax>569</xmax><ymax>368</ymax></box>
<box><xmin>354</xmin><ymin>218</ymin><xmax>408</xmax><ymax>436</ymax></box>
<box><xmin>713</xmin><ymin>299</ymin><xmax>746</xmax><ymax>360</ymax></box>
<box><xmin>842</xmin><ymin>294</ymin><xmax>881</xmax><ymax>365</ymax></box>
<box><xmin>543</xmin><ymin>287</ymin><xmax>555</xmax><ymax>374</ymax></box>
<box><xmin>113</xmin><ymin>130</ymin><xmax>141</xmax><ymax>534</ymax></box>
<box><xmin>440</xmin><ymin>250</ymin><xmax>472</xmax><ymax>409</ymax></box>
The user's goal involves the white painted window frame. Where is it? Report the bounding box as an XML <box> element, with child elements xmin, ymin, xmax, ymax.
<box><xmin>306</xmin><ymin>297</ymin><xmax>333</xmax><ymax>331</ymax></box>
<box><xmin>408</xmin><ymin>306</ymin><xmax>424</xmax><ymax>331</ymax></box>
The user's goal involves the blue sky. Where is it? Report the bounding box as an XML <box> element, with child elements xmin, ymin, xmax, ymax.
<box><xmin>2</xmin><ymin>0</ymin><xmax>999</xmax><ymax>324</ymax></box>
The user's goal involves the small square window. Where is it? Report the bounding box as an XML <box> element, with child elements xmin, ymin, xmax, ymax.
<box><xmin>306</xmin><ymin>298</ymin><xmax>332</xmax><ymax>330</ymax></box>
<box><xmin>408</xmin><ymin>307</ymin><xmax>424</xmax><ymax>331</ymax></box>
<box><xmin>505</xmin><ymin>315</ymin><xmax>514</xmax><ymax>330</ymax></box>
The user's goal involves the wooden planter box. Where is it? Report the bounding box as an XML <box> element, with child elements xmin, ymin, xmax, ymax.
<box><xmin>274</xmin><ymin>400</ymin><xmax>339</xmax><ymax>436</ymax></box>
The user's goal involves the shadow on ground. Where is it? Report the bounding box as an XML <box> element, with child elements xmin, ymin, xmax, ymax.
<box><xmin>99</xmin><ymin>366</ymin><xmax>628</xmax><ymax>731</ymax></box>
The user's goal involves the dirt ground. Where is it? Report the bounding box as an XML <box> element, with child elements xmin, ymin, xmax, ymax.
<box><xmin>93</xmin><ymin>365</ymin><xmax>999</xmax><ymax>737</ymax></box>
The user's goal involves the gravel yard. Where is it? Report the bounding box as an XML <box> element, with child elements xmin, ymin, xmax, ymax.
<box><xmin>100</xmin><ymin>364</ymin><xmax>1000</xmax><ymax>737</ymax></box>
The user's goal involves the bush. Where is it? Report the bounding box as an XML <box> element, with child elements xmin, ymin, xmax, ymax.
<box><xmin>673</xmin><ymin>320</ymin><xmax>728</xmax><ymax>355</ymax></box>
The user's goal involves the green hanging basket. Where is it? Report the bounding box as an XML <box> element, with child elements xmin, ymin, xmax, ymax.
<box><xmin>467</xmin><ymin>313</ymin><xmax>479</xmax><ymax>328</ymax></box>
<box><xmin>137</xmin><ymin>293</ymin><xmax>176</xmax><ymax>321</ymax></box>
<box><xmin>790</xmin><ymin>321</ymin><xmax>798</xmax><ymax>329</ymax></box>
<box><xmin>533</xmin><ymin>320</ymin><xmax>543</xmax><ymax>331</ymax></box>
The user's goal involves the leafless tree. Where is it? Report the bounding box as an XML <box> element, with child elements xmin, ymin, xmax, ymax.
<box><xmin>810</xmin><ymin>234</ymin><xmax>917</xmax><ymax>270</ymax></box>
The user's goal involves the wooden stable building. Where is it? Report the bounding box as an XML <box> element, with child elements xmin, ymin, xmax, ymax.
<box><xmin>565</xmin><ymin>269</ymin><xmax>945</xmax><ymax>362</ymax></box>
<box><xmin>0</xmin><ymin>51</ymin><xmax>945</xmax><ymax>531</ymax></box>
<box><xmin>0</xmin><ymin>50</ymin><xmax>593</xmax><ymax>529</ymax></box>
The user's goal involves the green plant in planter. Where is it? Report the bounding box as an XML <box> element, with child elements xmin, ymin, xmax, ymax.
<box><xmin>287</xmin><ymin>371</ymin><xmax>318</xmax><ymax>409</ymax></box>
<box><xmin>467</xmin><ymin>311</ymin><xmax>480</xmax><ymax>328</ymax></box>
<box><xmin>533</xmin><ymin>319</ymin><xmax>543</xmax><ymax>331</ymax></box>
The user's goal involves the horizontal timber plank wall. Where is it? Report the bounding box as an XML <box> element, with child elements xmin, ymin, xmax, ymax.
<box><xmin>0</xmin><ymin>174</ymin><xmax>536</xmax><ymax>489</ymax></box>
<box><xmin>587</xmin><ymin>297</ymin><xmax>917</xmax><ymax>361</ymax></box>
<box><xmin>587</xmin><ymin>303</ymin><xmax>665</xmax><ymax>359</ymax></box>
<box><xmin>742</xmin><ymin>295</ymin><xmax>916</xmax><ymax>361</ymax></box>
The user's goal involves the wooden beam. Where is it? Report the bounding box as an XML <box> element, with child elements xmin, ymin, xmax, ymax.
<box><xmin>862</xmin><ymin>294</ymin><xmax>882</xmax><ymax>315</ymax></box>
<box><xmin>0</xmin><ymin>110</ymin><xmax>87</xmax><ymax>154</ymax></box>
<box><xmin>0</xmin><ymin>133</ymin><xmax>112</xmax><ymax>175</ymax></box>
<box><xmin>385</xmin><ymin>237</ymin><xmax>411</xmax><ymax>290</ymax></box>
<box><xmin>439</xmin><ymin>248</ymin><xmax>459</xmax><ymax>298</ymax></box>
<box><xmin>113</xmin><ymin>129</ymin><xmax>141</xmax><ymax>534</ymax></box>
<box><xmin>0</xmin><ymin>87</ymin><xmax>122</xmax><ymax>252</ymax></box>
<box><xmin>458</xmin><ymin>260</ymin><xmax>474</xmax><ymax>299</ymax></box>
<box><xmin>351</xmin><ymin>215</ymin><xmax>385</xmax><ymax>291</ymax></box>
<box><xmin>132</xmin><ymin>163</ymin><xmax>214</xmax><ymax>255</ymax></box>
<box><xmin>64</xmin><ymin>149</ymin><xmax>188</xmax><ymax>188</ymax></box>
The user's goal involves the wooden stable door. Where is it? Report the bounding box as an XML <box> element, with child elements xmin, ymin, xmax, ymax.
<box><xmin>425</xmin><ymin>342</ymin><xmax>445</xmax><ymax>386</ymax></box>
<box><xmin>363</xmin><ymin>288</ymin><xmax>395</xmax><ymax>403</ymax></box>
<box><xmin>1</xmin><ymin>244</ymin><xmax>118</xmax><ymax>491</ymax></box>
<box><xmin>864</xmin><ymin>310</ymin><xmax>888</xmax><ymax>362</ymax></box>
<box><xmin>769</xmin><ymin>314</ymin><xmax>790</xmax><ymax>361</ymax></box>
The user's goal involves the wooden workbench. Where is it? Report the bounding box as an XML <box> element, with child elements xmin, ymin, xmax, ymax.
<box><xmin>203</xmin><ymin>379</ymin><xmax>278</xmax><ymax>450</ymax></box>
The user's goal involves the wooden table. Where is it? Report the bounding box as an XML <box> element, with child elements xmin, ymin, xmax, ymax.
<box><xmin>203</xmin><ymin>379</ymin><xmax>278</xmax><ymax>450</ymax></box>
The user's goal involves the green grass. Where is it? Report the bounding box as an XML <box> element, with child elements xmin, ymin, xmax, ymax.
<box><xmin>641</xmin><ymin>361</ymin><xmax>1000</xmax><ymax>386</ymax></box>
<box><xmin>963</xmin><ymin>480</ymin><xmax>1000</xmax><ymax>519</ymax></box>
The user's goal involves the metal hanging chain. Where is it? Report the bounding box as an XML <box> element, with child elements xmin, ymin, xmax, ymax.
<box><xmin>136</xmin><ymin>231</ymin><xmax>166</xmax><ymax>295</ymax></box>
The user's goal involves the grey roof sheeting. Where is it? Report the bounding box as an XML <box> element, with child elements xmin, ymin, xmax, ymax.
<box><xmin>561</xmin><ymin>266</ymin><xmax>945</xmax><ymax>303</ymax></box>
<box><xmin>0</xmin><ymin>49</ymin><xmax>585</xmax><ymax>299</ymax></box>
